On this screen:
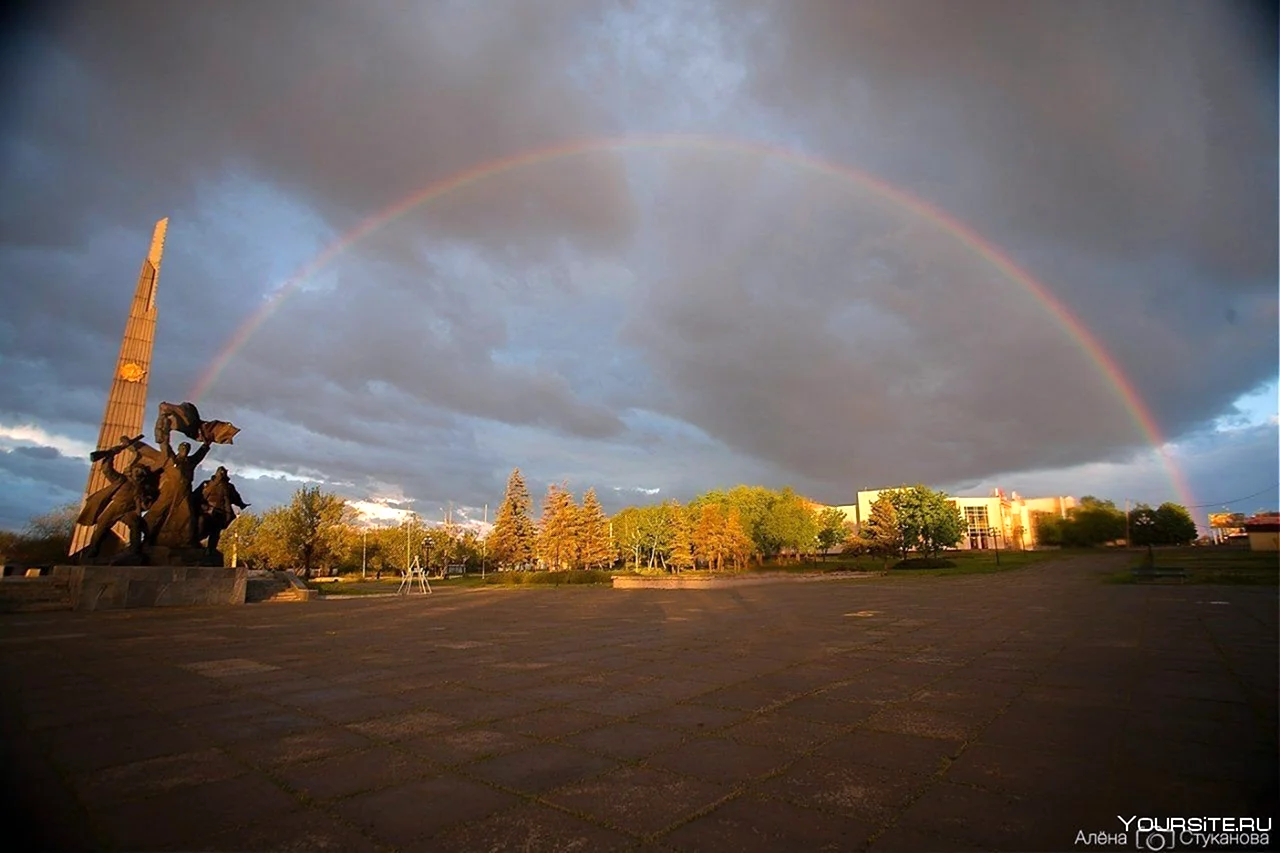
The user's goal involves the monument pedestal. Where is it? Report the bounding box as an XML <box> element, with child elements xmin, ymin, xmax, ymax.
<box><xmin>142</xmin><ymin>545</ymin><xmax>224</xmax><ymax>567</ymax></box>
<box><xmin>74</xmin><ymin>543</ymin><xmax>225</xmax><ymax>568</ymax></box>
<box><xmin>50</xmin><ymin>565</ymin><xmax>247</xmax><ymax>611</ymax></box>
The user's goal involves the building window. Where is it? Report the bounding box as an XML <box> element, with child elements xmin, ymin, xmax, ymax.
<box><xmin>965</xmin><ymin>506</ymin><xmax>990</xmax><ymax>549</ymax></box>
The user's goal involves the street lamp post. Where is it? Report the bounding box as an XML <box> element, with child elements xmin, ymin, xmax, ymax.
<box><xmin>362</xmin><ymin>527</ymin><xmax>367</xmax><ymax>580</ymax></box>
<box><xmin>1134</xmin><ymin>514</ymin><xmax>1155</xmax><ymax>569</ymax></box>
<box><xmin>989</xmin><ymin>527</ymin><xmax>1000</xmax><ymax>567</ymax></box>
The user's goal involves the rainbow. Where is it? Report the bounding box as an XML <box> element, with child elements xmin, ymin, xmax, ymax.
<box><xmin>188</xmin><ymin>133</ymin><xmax>1195</xmax><ymax>506</ymax></box>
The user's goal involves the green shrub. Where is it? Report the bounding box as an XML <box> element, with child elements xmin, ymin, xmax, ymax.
<box><xmin>892</xmin><ymin>557</ymin><xmax>957</xmax><ymax>570</ymax></box>
<box><xmin>483</xmin><ymin>569</ymin><xmax>613</xmax><ymax>586</ymax></box>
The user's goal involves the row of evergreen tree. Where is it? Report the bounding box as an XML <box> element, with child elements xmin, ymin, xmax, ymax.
<box><xmin>487</xmin><ymin>474</ymin><xmax>614</xmax><ymax>571</ymax></box>
<box><xmin>486</xmin><ymin>473</ymin><xmax>851</xmax><ymax>572</ymax></box>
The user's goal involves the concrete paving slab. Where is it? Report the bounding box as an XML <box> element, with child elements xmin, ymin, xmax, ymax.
<box><xmin>195</xmin><ymin>806</ymin><xmax>383</xmax><ymax>852</ymax></box>
<box><xmin>93</xmin><ymin>773</ymin><xmax>301</xmax><ymax>850</ymax></box>
<box><xmin>466</xmin><ymin>742</ymin><xmax>619</xmax><ymax>794</ymax></box>
<box><xmin>756</xmin><ymin>756</ymin><xmax>930</xmax><ymax>824</ymax></box>
<box><xmin>719</xmin><ymin>710</ymin><xmax>842</xmax><ymax>751</ymax></box>
<box><xmin>331</xmin><ymin>774</ymin><xmax>519</xmax><ymax>847</ymax></box>
<box><xmin>222</xmin><ymin>724</ymin><xmax>373</xmax><ymax>768</ymax></box>
<box><xmin>400</xmin><ymin>725</ymin><xmax>537</xmax><ymax>767</ymax></box>
<box><xmin>645</xmin><ymin>736</ymin><xmax>790</xmax><ymax>785</ymax></box>
<box><xmin>661</xmin><ymin>794</ymin><xmax>874</xmax><ymax>852</ymax></box>
<box><xmin>430</xmin><ymin>802</ymin><xmax>635</xmax><ymax>853</ymax></box>
<box><xmin>559</xmin><ymin>720</ymin><xmax>689</xmax><ymax>761</ymax></box>
<box><xmin>275</xmin><ymin>744</ymin><xmax>437</xmax><ymax>801</ymax></box>
<box><xmin>69</xmin><ymin>747</ymin><xmax>246</xmax><ymax>808</ymax></box>
<box><xmin>543</xmin><ymin>765</ymin><xmax>730</xmax><ymax>837</ymax></box>
<box><xmin>489</xmin><ymin>705</ymin><xmax>620</xmax><ymax>739</ymax></box>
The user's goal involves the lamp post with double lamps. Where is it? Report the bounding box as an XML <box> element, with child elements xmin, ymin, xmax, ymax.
<box><xmin>1134</xmin><ymin>513</ymin><xmax>1156</xmax><ymax>569</ymax></box>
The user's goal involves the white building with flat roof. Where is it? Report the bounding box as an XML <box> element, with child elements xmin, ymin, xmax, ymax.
<box><xmin>831</xmin><ymin>488</ymin><xmax>1076</xmax><ymax>550</ymax></box>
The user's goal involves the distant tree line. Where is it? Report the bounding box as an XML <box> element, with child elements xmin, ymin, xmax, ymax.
<box><xmin>1033</xmin><ymin>496</ymin><xmax>1197</xmax><ymax>548</ymax></box>
<box><xmin>225</xmin><ymin>486</ymin><xmax>492</xmax><ymax>579</ymax></box>
<box><xmin>603</xmin><ymin>486</ymin><xmax>834</xmax><ymax>572</ymax></box>
<box><xmin>3</xmin><ymin>477</ymin><xmax>1202</xmax><ymax>576</ymax></box>
<box><xmin>0</xmin><ymin>504</ymin><xmax>78</xmax><ymax>566</ymax></box>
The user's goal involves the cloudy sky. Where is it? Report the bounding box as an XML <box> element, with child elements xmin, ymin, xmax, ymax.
<box><xmin>1</xmin><ymin>0</ymin><xmax>1276</xmax><ymax>532</ymax></box>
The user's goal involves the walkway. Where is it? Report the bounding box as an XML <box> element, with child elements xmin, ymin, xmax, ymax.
<box><xmin>1</xmin><ymin>555</ymin><xmax>1275</xmax><ymax>851</ymax></box>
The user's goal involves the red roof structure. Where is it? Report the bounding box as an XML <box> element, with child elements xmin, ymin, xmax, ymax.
<box><xmin>1242</xmin><ymin>513</ymin><xmax>1280</xmax><ymax>533</ymax></box>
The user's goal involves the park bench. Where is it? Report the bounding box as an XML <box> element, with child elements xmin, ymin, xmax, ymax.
<box><xmin>1130</xmin><ymin>566</ymin><xmax>1188</xmax><ymax>583</ymax></box>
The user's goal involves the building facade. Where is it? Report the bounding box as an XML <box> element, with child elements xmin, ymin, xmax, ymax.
<box><xmin>1242</xmin><ymin>513</ymin><xmax>1280</xmax><ymax>552</ymax></box>
<box><xmin>831</xmin><ymin>488</ymin><xmax>1076</xmax><ymax>551</ymax></box>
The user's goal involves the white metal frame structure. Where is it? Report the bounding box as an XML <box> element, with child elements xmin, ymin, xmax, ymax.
<box><xmin>398</xmin><ymin>555</ymin><xmax>432</xmax><ymax>595</ymax></box>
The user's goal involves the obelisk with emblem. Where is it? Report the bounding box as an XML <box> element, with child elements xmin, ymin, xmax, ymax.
<box><xmin>68</xmin><ymin>218</ymin><xmax>168</xmax><ymax>556</ymax></box>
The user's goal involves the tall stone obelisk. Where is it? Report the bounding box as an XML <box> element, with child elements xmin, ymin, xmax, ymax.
<box><xmin>69</xmin><ymin>218</ymin><xmax>168</xmax><ymax>556</ymax></box>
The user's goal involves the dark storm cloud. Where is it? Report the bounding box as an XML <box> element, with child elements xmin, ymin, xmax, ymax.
<box><xmin>742</xmin><ymin>0</ymin><xmax>1276</xmax><ymax>280</ymax></box>
<box><xmin>620</xmin><ymin>155</ymin><xmax>1146</xmax><ymax>493</ymax></box>
<box><xmin>209</xmin><ymin>236</ymin><xmax>627</xmax><ymax>443</ymax></box>
<box><xmin>0</xmin><ymin>0</ymin><xmax>643</xmax><ymax>526</ymax></box>
<box><xmin>735</xmin><ymin>1</ymin><xmax>1277</xmax><ymax>418</ymax></box>
<box><xmin>1</xmin><ymin>0</ymin><xmax>635</xmax><ymax>252</ymax></box>
<box><xmin>0</xmin><ymin>0</ymin><xmax>1274</xmax><ymax>528</ymax></box>
<box><xmin>595</xmin><ymin>0</ymin><xmax>1275</xmax><ymax>496</ymax></box>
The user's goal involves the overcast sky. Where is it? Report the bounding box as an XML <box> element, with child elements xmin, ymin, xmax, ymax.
<box><xmin>1</xmin><ymin>0</ymin><xmax>1276</xmax><ymax>532</ymax></box>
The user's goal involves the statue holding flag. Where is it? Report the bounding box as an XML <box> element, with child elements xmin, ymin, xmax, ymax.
<box><xmin>73</xmin><ymin>401</ymin><xmax>244</xmax><ymax>564</ymax></box>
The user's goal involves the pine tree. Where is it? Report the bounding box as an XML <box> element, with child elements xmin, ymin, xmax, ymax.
<box><xmin>489</xmin><ymin>468</ymin><xmax>536</xmax><ymax>569</ymax></box>
<box><xmin>861</xmin><ymin>493</ymin><xmax>904</xmax><ymax>565</ymax></box>
<box><xmin>577</xmin><ymin>488</ymin><xmax>614</xmax><ymax>570</ymax></box>
<box><xmin>536</xmin><ymin>483</ymin><xmax>578</xmax><ymax>571</ymax></box>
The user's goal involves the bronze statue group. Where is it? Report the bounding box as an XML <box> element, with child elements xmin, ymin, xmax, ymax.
<box><xmin>75</xmin><ymin>402</ymin><xmax>248</xmax><ymax>565</ymax></box>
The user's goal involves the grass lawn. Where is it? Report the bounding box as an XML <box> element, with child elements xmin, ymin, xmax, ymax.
<box><xmin>622</xmin><ymin>549</ymin><xmax>1061</xmax><ymax>579</ymax></box>
<box><xmin>310</xmin><ymin>548</ymin><xmax>1082</xmax><ymax>594</ymax></box>
<box><xmin>1109</xmin><ymin>547</ymin><xmax>1279</xmax><ymax>585</ymax></box>
<box><xmin>309</xmin><ymin>570</ymin><xmax>613</xmax><ymax>594</ymax></box>
<box><xmin>877</xmin><ymin>549</ymin><xmax>1061</xmax><ymax>576</ymax></box>
<box><xmin>305</xmin><ymin>577</ymin><xmax>404</xmax><ymax>596</ymax></box>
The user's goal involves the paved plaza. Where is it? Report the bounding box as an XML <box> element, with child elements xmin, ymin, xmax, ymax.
<box><xmin>1</xmin><ymin>555</ymin><xmax>1276</xmax><ymax>852</ymax></box>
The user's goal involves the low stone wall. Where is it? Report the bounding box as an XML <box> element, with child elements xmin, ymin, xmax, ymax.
<box><xmin>612</xmin><ymin>571</ymin><xmax>884</xmax><ymax>589</ymax></box>
<box><xmin>245</xmin><ymin>570</ymin><xmax>317</xmax><ymax>602</ymax></box>
<box><xmin>0</xmin><ymin>577</ymin><xmax>74</xmax><ymax>612</ymax></box>
<box><xmin>50</xmin><ymin>565</ymin><xmax>248</xmax><ymax>611</ymax></box>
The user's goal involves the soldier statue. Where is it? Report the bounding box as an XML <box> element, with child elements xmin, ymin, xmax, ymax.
<box><xmin>197</xmin><ymin>466</ymin><xmax>249</xmax><ymax>555</ymax></box>
<box><xmin>75</xmin><ymin>435</ymin><xmax>157</xmax><ymax>559</ymax></box>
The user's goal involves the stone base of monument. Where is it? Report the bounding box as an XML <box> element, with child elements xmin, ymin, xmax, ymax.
<box><xmin>48</xmin><ymin>565</ymin><xmax>247</xmax><ymax>611</ymax></box>
<box><xmin>76</xmin><ymin>544</ymin><xmax>225</xmax><ymax>568</ymax></box>
<box><xmin>0</xmin><ymin>576</ymin><xmax>75</xmax><ymax>612</ymax></box>
<box><xmin>245</xmin><ymin>570</ymin><xmax>318</xmax><ymax>603</ymax></box>
<box><xmin>142</xmin><ymin>546</ymin><xmax>225</xmax><ymax>567</ymax></box>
